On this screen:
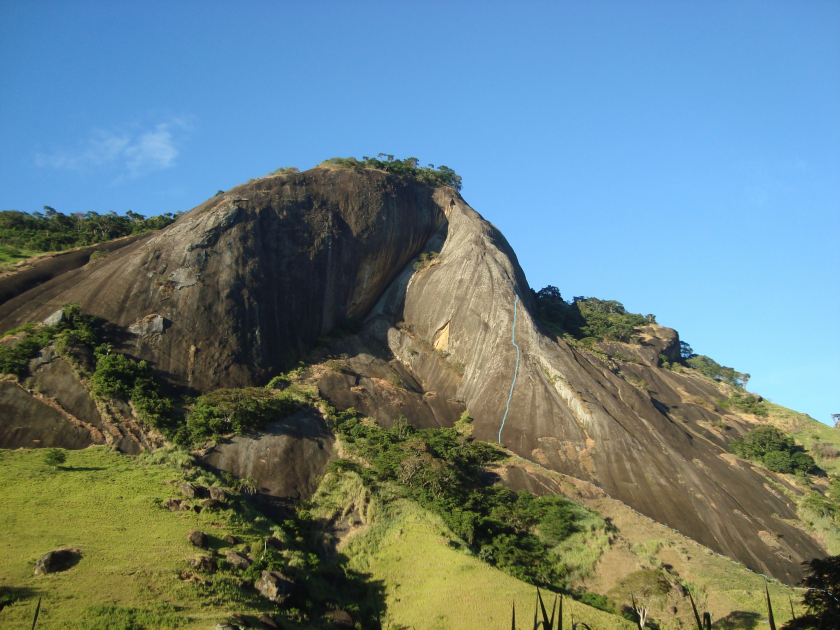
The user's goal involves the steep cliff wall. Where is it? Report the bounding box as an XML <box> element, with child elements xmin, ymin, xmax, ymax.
<box><xmin>0</xmin><ymin>168</ymin><xmax>446</xmax><ymax>391</ymax></box>
<box><xmin>356</xmin><ymin>188</ymin><xmax>824</xmax><ymax>584</ymax></box>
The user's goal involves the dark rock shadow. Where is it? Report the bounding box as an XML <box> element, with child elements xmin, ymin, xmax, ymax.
<box><xmin>0</xmin><ymin>585</ymin><xmax>39</xmax><ymax>612</ymax></box>
<box><xmin>712</xmin><ymin>611</ymin><xmax>762</xmax><ymax>629</ymax></box>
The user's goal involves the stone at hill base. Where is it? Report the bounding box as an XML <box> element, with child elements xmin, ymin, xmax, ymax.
<box><xmin>255</xmin><ymin>570</ymin><xmax>294</xmax><ymax>603</ymax></box>
<box><xmin>187</xmin><ymin>530</ymin><xmax>208</xmax><ymax>548</ymax></box>
<box><xmin>329</xmin><ymin>610</ymin><xmax>353</xmax><ymax>628</ymax></box>
<box><xmin>209</xmin><ymin>486</ymin><xmax>226</xmax><ymax>500</ymax></box>
<box><xmin>225</xmin><ymin>549</ymin><xmax>252</xmax><ymax>570</ymax></box>
<box><xmin>163</xmin><ymin>498</ymin><xmax>184</xmax><ymax>511</ymax></box>
<box><xmin>33</xmin><ymin>547</ymin><xmax>80</xmax><ymax>575</ymax></box>
<box><xmin>201</xmin><ymin>498</ymin><xmax>222</xmax><ymax>509</ymax></box>
<box><xmin>188</xmin><ymin>555</ymin><xmax>217</xmax><ymax>573</ymax></box>
<box><xmin>257</xmin><ymin>613</ymin><xmax>283</xmax><ymax>629</ymax></box>
<box><xmin>179</xmin><ymin>482</ymin><xmax>205</xmax><ymax>498</ymax></box>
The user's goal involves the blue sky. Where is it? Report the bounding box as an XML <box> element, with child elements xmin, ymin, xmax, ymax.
<box><xmin>1</xmin><ymin>1</ymin><xmax>838</xmax><ymax>425</ymax></box>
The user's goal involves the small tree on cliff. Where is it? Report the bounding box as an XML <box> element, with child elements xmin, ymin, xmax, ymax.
<box><xmin>609</xmin><ymin>569</ymin><xmax>671</xmax><ymax>628</ymax></box>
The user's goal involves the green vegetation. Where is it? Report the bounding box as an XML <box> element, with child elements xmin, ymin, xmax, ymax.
<box><xmin>412</xmin><ymin>250</ymin><xmax>440</xmax><ymax>271</ymax></box>
<box><xmin>90</xmin><ymin>349</ymin><xmax>176</xmax><ymax>431</ymax></box>
<box><xmin>41</xmin><ymin>448</ymin><xmax>67</xmax><ymax>469</ymax></box>
<box><xmin>184</xmin><ymin>386</ymin><xmax>304</xmax><ymax>443</ymax></box>
<box><xmin>730</xmin><ymin>426</ymin><xmax>817</xmax><ymax>474</ymax></box>
<box><xmin>268</xmin><ymin>167</ymin><xmax>300</xmax><ymax>176</ymax></box>
<box><xmin>0</xmin><ymin>304</ymin><xmax>97</xmax><ymax>376</ymax></box>
<box><xmin>0</xmin><ymin>447</ymin><xmax>387</xmax><ymax>629</ymax></box>
<box><xmin>312</xmin><ymin>468</ymin><xmax>629</xmax><ymax>630</ymax></box>
<box><xmin>319</xmin><ymin>154</ymin><xmax>462</xmax><ymax>190</ymax></box>
<box><xmin>685</xmin><ymin>354</ymin><xmax>750</xmax><ymax>388</ymax></box>
<box><xmin>0</xmin><ymin>447</ymin><xmax>267</xmax><ymax>629</ymax></box>
<box><xmin>780</xmin><ymin>555</ymin><xmax>840</xmax><ymax>629</ymax></box>
<box><xmin>533</xmin><ymin>286</ymin><xmax>652</xmax><ymax>344</ymax></box>
<box><xmin>329</xmin><ymin>410</ymin><xmax>608</xmax><ymax>589</ymax></box>
<box><xmin>0</xmin><ymin>207</ymin><xmax>181</xmax><ymax>254</ymax></box>
<box><xmin>608</xmin><ymin>569</ymin><xmax>671</xmax><ymax>629</ymax></box>
<box><xmin>0</xmin><ymin>244</ymin><xmax>36</xmax><ymax>268</ymax></box>
<box><xmin>718</xmin><ymin>391</ymin><xmax>768</xmax><ymax>416</ymax></box>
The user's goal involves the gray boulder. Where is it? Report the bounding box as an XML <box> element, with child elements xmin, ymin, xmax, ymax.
<box><xmin>42</xmin><ymin>309</ymin><xmax>65</xmax><ymax>327</ymax></box>
<box><xmin>208</xmin><ymin>486</ymin><xmax>226</xmax><ymax>500</ymax></box>
<box><xmin>255</xmin><ymin>570</ymin><xmax>294</xmax><ymax>604</ymax></box>
<box><xmin>188</xmin><ymin>555</ymin><xmax>217</xmax><ymax>573</ymax></box>
<box><xmin>225</xmin><ymin>549</ymin><xmax>252</xmax><ymax>571</ymax></box>
<box><xmin>187</xmin><ymin>530</ymin><xmax>207</xmax><ymax>548</ymax></box>
<box><xmin>33</xmin><ymin>547</ymin><xmax>79</xmax><ymax>575</ymax></box>
<box><xmin>163</xmin><ymin>498</ymin><xmax>183</xmax><ymax>511</ymax></box>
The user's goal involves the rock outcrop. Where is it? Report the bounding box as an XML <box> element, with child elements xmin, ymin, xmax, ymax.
<box><xmin>0</xmin><ymin>166</ymin><xmax>828</xmax><ymax>582</ymax></box>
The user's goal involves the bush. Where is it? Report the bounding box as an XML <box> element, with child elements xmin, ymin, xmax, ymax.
<box><xmin>532</xmin><ymin>286</ymin><xmax>648</xmax><ymax>344</ymax></box>
<box><xmin>185</xmin><ymin>387</ymin><xmax>299</xmax><ymax>442</ymax></box>
<box><xmin>0</xmin><ymin>304</ymin><xmax>98</xmax><ymax>376</ymax></box>
<box><xmin>718</xmin><ymin>391</ymin><xmax>768</xmax><ymax>416</ymax></box>
<box><xmin>89</xmin><ymin>350</ymin><xmax>174</xmax><ymax>430</ymax></box>
<box><xmin>42</xmin><ymin>448</ymin><xmax>67</xmax><ymax>469</ymax></box>
<box><xmin>730</xmin><ymin>426</ymin><xmax>816</xmax><ymax>474</ymax></box>
<box><xmin>329</xmin><ymin>410</ymin><xmax>602</xmax><ymax>587</ymax></box>
<box><xmin>320</xmin><ymin>155</ymin><xmax>462</xmax><ymax>190</ymax></box>
<box><xmin>812</xmin><ymin>441</ymin><xmax>840</xmax><ymax>460</ymax></box>
<box><xmin>764</xmin><ymin>451</ymin><xmax>794</xmax><ymax>473</ymax></box>
<box><xmin>686</xmin><ymin>355</ymin><xmax>749</xmax><ymax>387</ymax></box>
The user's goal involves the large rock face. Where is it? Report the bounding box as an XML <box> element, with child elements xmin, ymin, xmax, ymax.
<box><xmin>0</xmin><ymin>167</ymin><xmax>827</xmax><ymax>583</ymax></box>
<box><xmin>359</xmin><ymin>188</ymin><xmax>823</xmax><ymax>583</ymax></box>
<box><xmin>0</xmin><ymin>168</ymin><xmax>446</xmax><ymax>391</ymax></box>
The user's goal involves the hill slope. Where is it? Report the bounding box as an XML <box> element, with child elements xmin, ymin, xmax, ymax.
<box><xmin>0</xmin><ymin>165</ymin><xmax>834</xmax><ymax>587</ymax></box>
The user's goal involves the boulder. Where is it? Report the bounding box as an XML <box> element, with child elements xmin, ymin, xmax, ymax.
<box><xmin>255</xmin><ymin>570</ymin><xmax>294</xmax><ymax>604</ymax></box>
<box><xmin>187</xmin><ymin>530</ymin><xmax>208</xmax><ymax>548</ymax></box>
<box><xmin>188</xmin><ymin>555</ymin><xmax>217</xmax><ymax>573</ymax></box>
<box><xmin>257</xmin><ymin>613</ymin><xmax>282</xmax><ymax>629</ymax></box>
<box><xmin>209</xmin><ymin>486</ymin><xmax>226</xmax><ymax>500</ymax></box>
<box><xmin>33</xmin><ymin>547</ymin><xmax>80</xmax><ymax>575</ymax></box>
<box><xmin>225</xmin><ymin>534</ymin><xmax>239</xmax><ymax>544</ymax></box>
<box><xmin>201</xmin><ymin>498</ymin><xmax>222</xmax><ymax>509</ymax></box>
<box><xmin>163</xmin><ymin>498</ymin><xmax>183</xmax><ymax>511</ymax></box>
<box><xmin>329</xmin><ymin>610</ymin><xmax>353</xmax><ymax>628</ymax></box>
<box><xmin>225</xmin><ymin>550</ymin><xmax>252</xmax><ymax>571</ymax></box>
<box><xmin>229</xmin><ymin>613</ymin><xmax>251</xmax><ymax>627</ymax></box>
<box><xmin>43</xmin><ymin>309</ymin><xmax>65</xmax><ymax>327</ymax></box>
<box><xmin>128</xmin><ymin>314</ymin><xmax>165</xmax><ymax>338</ymax></box>
<box><xmin>178</xmin><ymin>482</ymin><xmax>205</xmax><ymax>498</ymax></box>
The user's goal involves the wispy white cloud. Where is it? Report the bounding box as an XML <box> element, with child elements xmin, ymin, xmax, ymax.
<box><xmin>35</xmin><ymin>119</ymin><xmax>187</xmax><ymax>178</ymax></box>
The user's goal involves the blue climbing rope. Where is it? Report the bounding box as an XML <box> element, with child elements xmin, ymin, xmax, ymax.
<box><xmin>499</xmin><ymin>294</ymin><xmax>520</xmax><ymax>443</ymax></box>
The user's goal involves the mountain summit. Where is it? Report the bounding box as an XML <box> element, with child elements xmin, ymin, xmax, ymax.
<box><xmin>0</xmin><ymin>163</ymin><xmax>830</xmax><ymax>586</ymax></box>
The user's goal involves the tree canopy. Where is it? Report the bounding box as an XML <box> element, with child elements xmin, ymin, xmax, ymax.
<box><xmin>320</xmin><ymin>154</ymin><xmax>462</xmax><ymax>190</ymax></box>
<box><xmin>0</xmin><ymin>207</ymin><xmax>181</xmax><ymax>253</ymax></box>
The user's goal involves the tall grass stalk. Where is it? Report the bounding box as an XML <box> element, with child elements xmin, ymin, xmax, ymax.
<box><xmin>765</xmin><ymin>582</ymin><xmax>777</xmax><ymax>630</ymax></box>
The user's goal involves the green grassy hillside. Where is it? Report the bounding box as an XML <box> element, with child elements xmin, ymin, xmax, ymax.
<box><xmin>0</xmin><ymin>447</ymin><xmax>277</xmax><ymax>629</ymax></box>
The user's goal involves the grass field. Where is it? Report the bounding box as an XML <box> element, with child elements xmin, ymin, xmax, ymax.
<box><xmin>0</xmin><ymin>447</ymin><xmax>278</xmax><ymax>629</ymax></box>
<box><xmin>0</xmin><ymin>245</ymin><xmax>39</xmax><ymax>270</ymax></box>
<box><xmin>312</xmin><ymin>471</ymin><xmax>633</xmax><ymax>630</ymax></box>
